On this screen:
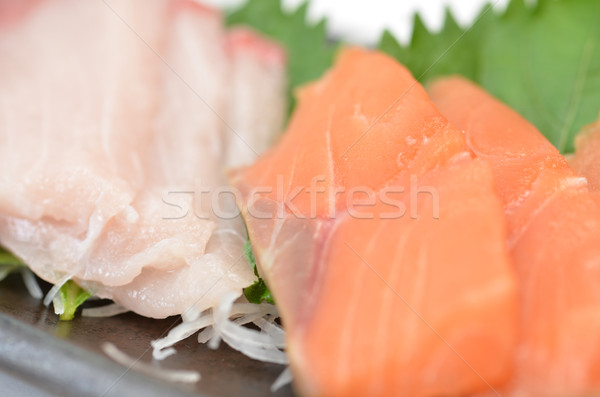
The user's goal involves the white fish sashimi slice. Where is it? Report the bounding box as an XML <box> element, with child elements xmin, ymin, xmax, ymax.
<box><xmin>151</xmin><ymin>2</ymin><xmax>228</xmax><ymax>193</ymax></box>
<box><xmin>98</xmin><ymin>217</ymin><xmax>254</xmax><ymax>318</ymax></box>
<box><xmin>0</xmin><ymin>0</ymin><xmax>170</xmax><ymax>285</ymax></box>
<box><xmin>0</xmin><ymin>0</ymin><xmax>288</xmax><ymax>319</ymax></box>
<box><xmin>90</xmin><ymin>5</ymin><xmax>288</xmax><ymax>317</ymax></box>
<box><xmin>89</xmin><ymin>4</ymin><xmax>249</xmax><ymax>315</ymax></box>
<box><xmin>224</xmin><ymin>28</ymin><xmax>288</xmax><ymax>168</ymax></box>
<box><xmin>0</xmin><ymin>0</ymin><xmax>167</xmax><ymax>222</ymax></box>
<box><xmin>79</xmin><ymin>187</ymin><xmax>216</xmax><ymax>286</ymax></box>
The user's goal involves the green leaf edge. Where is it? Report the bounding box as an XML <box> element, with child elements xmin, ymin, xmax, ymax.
<box><xmin>242</xmin><ymin>239</ymin><xmax>275</xmax><ymax>305</ymax></box>
<box><xmin>58</xmin><ymin>280</ymin><xmax>91</xmax><ymax>321</ymax></box>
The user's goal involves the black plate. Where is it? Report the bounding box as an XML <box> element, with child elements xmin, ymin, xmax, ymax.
<box><xmin>0</xmin><ymin>273</ymin><xmax>295</xmax><ymax>397</ymax></box>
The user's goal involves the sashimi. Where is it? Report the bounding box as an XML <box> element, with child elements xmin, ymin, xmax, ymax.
<box><xmin>100</xmin><ymin>14</ymin><xmax>288</xmax><ymax>318</ymax></box>
<box><xmin>429</xmin><ymin>76</ymin><xmax>600</xmax><ymax>395</ymax></box>
<box><xmin>569</xmin><ymin>117</ymin><xmax>600</xmax><ymax>191</ymax></box>
<box><xmin>0</xmin><ymin>0</ymin><xmax>287</xmax><ymax>318</ymax></box>
<box><xmin>225</xmin><ymin>28</ymin><xmax>287</xmax><ymax>168</ymax></box>
<box><xmin>230</xmin><ymin>48</ymin><xmax>517</xmax><ymax>396</ymax></box>
<box><xmin>0</xmin><ymin>0</ymin><xmax>170</xmax><ymax>286</ymax></box>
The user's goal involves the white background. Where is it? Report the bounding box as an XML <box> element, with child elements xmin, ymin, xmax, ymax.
<box><xmin>200</xmin><ymin>0</ymin><xmax>512</xmax><ymax>44</ymax></box>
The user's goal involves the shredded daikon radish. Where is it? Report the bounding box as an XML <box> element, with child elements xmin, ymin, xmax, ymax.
<box><xmin>198</xmin><ymin>320</ymin><xmax>244</xmax><ymax>346</ymax></box>
<box><xmin>253</xmin><ymin>317</ymin><xmax>285</xmax><ymax>339</ymax></box>
<box><xmin>101</xmin><ymin>342</ymin><xmax>200</xmax><ymax>383</ymax></box>
<box><xmin>151</xmin><ymin>314</ymin><xmax>215</xmax><ymax>360</ymax></box>
<box><xmin>52</xmin><ymin>293</ymin><xmax>65</xmax><ymax>315</ymax></box>
<box><xmin>181</xmin><ymin>305</ymin><xmax>203</xmax><ymax>323</ymax></box>
<box><xmin>148</xmin><ymin>293</ymin><xmax>289</xmax><ymax>391</ymax></box>
<box><xmin>271</xmin><ymin>367</ymin><xmax>293</xmax><ymax>392</ymax></box>
<box><xmin>197</xmin><ymin>326</ymin><xmax>215</xmax><ymax>344</ymax></box>
<box><xmin>220</xmin><ymin>332</ymin><xmax>288</xmax><ymax>364</ymax></box>
<box><xmin>210</xmin><ymin>292</ymin><xmax>288</xmax><ymax>364</ymax></box>
<box><xmin>0</xmin><ymin>264</ymin><xmax>42</xmax><ymax>299</ymax></box>
<box><xmin>197</xmin><ymin>310</ymin><xmax>271</xmax><ymax>345</ymax></box>
<box><xmin>153</xmin><ymin>299</ymin><xmax>280</xmax><ymax>360</ymax></box>
<box><xmin>217</xmin><ymin>309</ymin><xmax>286</xmax><ymax>348</ymax></box>
<box><xmin>20</xmin><ymin>268</ymin><xmax>42</xmax><ymax>299</ymax></box>
<box><xmin>153</xmin><ymin>347</ymin><xmax>177</xmax><ymax>361</ymax></box>
<box><xmin>82</xmin><ymin>303</ymin><xmax>129</xmax><ymax>318</ymax></box>
<box><xmin>43</xmin><ymin>274</ymin><xmax>71</xmax><ymax>307</ymax></box>
<box><xmin>228</xmin><ymin>302</ymin><xmax>279</xmax><ymax>317</ymax></box>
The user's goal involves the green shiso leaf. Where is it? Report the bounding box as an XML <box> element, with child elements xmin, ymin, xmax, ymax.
<box><xmin>0</xmin><ymin>247</ymin><xmax>25</xmax><ymax>282</ymax></box>
<box><xmin>244</xmin><ymin>278</ymin><xmax>275</xmax><ymax>305</ymax></box>
<box><xmin>0</xmin><ymin>247</ymin><xmax>89</xmax><ymax>320</ymax></box>
<box><xmin>0</xmin><ymin>247</ymin><xmax>24</xmax><ymax>266</ymax></box>
<box><xmin>379</xmin><ymin>0</ymin><xmax>600</xmax><ymax>153</ymax></box>
<box><xmin>58</xmin><ymin>280</ymin><xmax>91</xmax><ymax>321</ymax></box>
<box><xmin>242</xmin><ymin>239</ymin><xmax>274</xmax><ymax>305</ymax></box>
<box><xmin>243</xmin><ymin>238</ymin><xmax>258</xmax><ymax>277</ymax></box>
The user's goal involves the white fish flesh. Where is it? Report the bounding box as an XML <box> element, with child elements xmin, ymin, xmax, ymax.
<box><xmin>0</xmin><ymin>0</ymin><xmax>287</xmax><ymax>318</ymax></box>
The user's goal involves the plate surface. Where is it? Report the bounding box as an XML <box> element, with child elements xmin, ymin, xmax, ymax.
<box><xmin>0</xmin><ymin>273</ymin><xmax>294</xmax><ymax>397</ymax></box>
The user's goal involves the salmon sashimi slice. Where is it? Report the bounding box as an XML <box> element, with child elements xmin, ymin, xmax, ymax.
<box><xmin>569</xmin><ymin>117</ymin><xmax>600</xmax><ymax>192</ymax></box>
<box><xmin>0</xmin><ymin>0</ymin><xmax>286</xmax><ymax>318</ymax></box>
<box><xmin>429</xmin><ymin>76</ymin><xmax>600</xmax><ymax>395</ymax></box>
<box><xmin>230</xmin><ymin>48</ymin><xmax>517</xmax><ymax>396</ymax></box>
<box><xmin>428</xmin><ymin>77</ymin><xmax>576</xmax><ymax>245</ymax></box>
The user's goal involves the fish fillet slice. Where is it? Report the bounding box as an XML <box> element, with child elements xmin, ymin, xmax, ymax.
<box><xmin>0</xmin><ymin>0</ymin><xmax>169</xmax><ymax>285</ymax></box>
<box><xmin>0</xmin><ymin>0</ymin><xmax>287</xmax><ymax>318</ymax></box>
<box><xmin>427</xmin><ymin>77</ymin><xmax>575</xmax><ymax>245</ymax></box>
<box><xmin>231</xmin><ymin>48</ymin><xmax>517</xmax><ymax>396</ymax></box>
<box><xmin>98</xmin><ymin>10</ymin><xmax>288</xmax><ymax>318</ymax></box>
<box><xmin>429</xmin><ymin>76</ymin><xmax>600</xmax><ymax>396</ymax></box>
<box><xmin>83</xmin><ymin>2</ymin><xmax>232</xmax><ymax>290</ymax></box>
<box><xmin>225</xmin><ymin>28</ymin><xmax>287</xmax><ymax>168</ymax></box>
<box><xmin>297</xmin><ymin>157</ymin><xmax>515</xmax><ymax>397</ymax></box>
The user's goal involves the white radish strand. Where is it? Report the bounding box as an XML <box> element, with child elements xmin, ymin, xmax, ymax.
<box><xmin>218</xmin><ymin>317</ymin><xmax>286</xmax><ymax>349</ymax></box>
<box><xmin>0</xmin><ymin>264</ymin><xmax>43</xmax><ymax>300</ymax></box>
<box><xmin>52</xmin><ymin>293</ymin><xmax>65</xmax><ymax>315</ymax></box>
<box><xmin>101</xmin><ymin>342</ymin><xmax>200</xmax><ymax>383</ymax></box>
<box><xmin>151</xmin><ymin>314</ymin><xmax>215</xmax><ymax>360</ymax></box>
<box><xmin>82</xmin><ymin>303</ymin><xmax>129</xmax><ymax>318</ymax></box>
<box><xmin>152</xmin><ymin>299</ymin><xmax>280</xmax><ymax>359</ymax></box>
<box><xmin>20</xmin><ymin>268</ymin><xmax>43</xmax><ymax>299</ymax></box>
<box><xmin>213</xmin><ymin>300</ymin><xmax>286</xmax><ymax>349</ymax></box>
<box><xmin>197</xmin><ymin>310</ymin><xmax>274</xmax><ymax>345</ymax></box>
<box><xmin>253</xmin><ymin>317</ymin><xmax>285</xmax><ymax>339</ymax></box>
<box><xmin>210</xmin><ymin>292</ymin><xmax>288</xmax><ymax>364</ymax></box>
<box><xmin>153</xmin><ymin>347</ymin><xmax>177</xmax><ymax>361</ymax></box>
<box><xmin>43</xmin><ymin>274</ymin><xmax>71</xmax><ymax>307</ymax></box>
<box><xmin>219</xmin><ymin>332</ymin><xmax>288</xmax><ymax>364</ymax></box>
<box><xmin>197</xmin><ymin>326</ymin><xmax>215</xmax><ymax>344</ymax></box>
<box><xmin>271</xmin><ymin>367</ymin><xmax>293</xmax><ymax>392</ymax></box>
<box><xmin>207</xmin><ymin>293</ymin><xmax>236</xmax><ymax>350</ymax></box>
